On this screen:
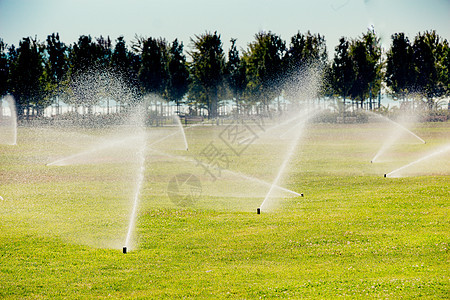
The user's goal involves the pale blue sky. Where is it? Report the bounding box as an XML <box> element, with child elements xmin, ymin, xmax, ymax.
<box><xmin>1</xmin><ymin>0</ymin><xmax>449</xmax><ymax>54</ymax></box>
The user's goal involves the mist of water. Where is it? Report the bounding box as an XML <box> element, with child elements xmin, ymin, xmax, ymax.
<box><xmin>385</xmin><ymin>143</ymin><xmax>450</xmax><ymax>178</ymax></box>
<box><xmin>174</xmin><ymin>115</ymin><xmax>189</xmax><ymax>151</ymax></box>
<box><xmin>259</xmin><ymin>109</ymin><xmax>315</xmax><ymax>211</ymax></box>
<box><xmin>369</xmin><ymin>112</ymin><xmax>426</xmax><ymax>163</ymax></box>
<box><xmin>124</xmin><ymin>124</ymin><xmax>147</xmax><ymax>250</ymax></box>
<box><xmin>148</xmin><ymin>147</ymin><xmax>303</xmax><ymax>198</ymax></box>
<box><xmin>0</xmin><ymin>95</ymin><xmax>17</xmax><ymax>145</ymax></box>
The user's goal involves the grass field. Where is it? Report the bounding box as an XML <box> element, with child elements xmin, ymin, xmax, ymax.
<box><xmin>0</xmin><ymin>120</ymin><xmax>449</xmax><ymax>298</ymax></box>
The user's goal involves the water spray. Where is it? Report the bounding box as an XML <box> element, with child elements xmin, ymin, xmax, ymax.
<box><xmin>148</xmin><ymin>148</ymin><xmax>303</xmax><ymax>198</ymax></box>
<box><xmin>123</xmin><ymin>107</ymin><xmax>148</xmax><ymax>254</ymax></box>
<box><xmin>369</xmin><ymin>112</ymin><xmax>427</xmax><ymax>164</ymax></box>
<box><xmin>0</xmin><ymin>95</ymin><xmax>17</xmax><ymax>146</ymax></box>
<box><xmin>174</xmin><ymin>115</ymin><xmax>189</xmax><ymax>151</ymax></box>
<box><xmin>384</xmin><ymin>143</ymin><xmax>450</xmax><ymax>178</ymax></box>
<box><xmin>259</xmin><ymin>110</ymin><xmax>314</xmax><ymax>211</ymax></box>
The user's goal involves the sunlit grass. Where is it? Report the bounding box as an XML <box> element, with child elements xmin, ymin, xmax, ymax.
<box><xmin>0</xmin><ymin>121</ymin><xmax>448</xmax><ymax>298</ymax></box>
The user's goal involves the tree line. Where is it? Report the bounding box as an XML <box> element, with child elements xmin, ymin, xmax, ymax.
<box><xmin>0</xmin><ymin>29</ymin><xmax>449</xmax><ymax>119</ymax></box>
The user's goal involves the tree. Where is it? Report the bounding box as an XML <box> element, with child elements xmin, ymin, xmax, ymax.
<box><xmin>225</xmin><ymin>38</ymin><xmax>247</xmax><ymax>115</ymax></box>
<box><xmin>95</xmin><ymin>36</ymin><xmax>112</xmax><ymax>69</ymax></box>
<box><xmin>46</xmin><ymin>33</ymin><xmax>68</xmax><ymax>85</ymax></box>
<box><xmin>243</xmin><ymin>31</ymin><xmax>285</xmax><ymax>114</ymax></box>
<box><xmin>109</xmin><ymin>36</ymin><xmax>142</xmax><ymax>110</ymax></box>
<box><xmin>70</xmin><ymin>35</ymin><xmax>99</xmax><ymax>75</ymax></box>
<box><xmin>438</xmin><ymin>39</ymin><xmax>450</xmax><ymax>98</ymax></box>
<box><xmin>138</xmin><ymin>37</ymin><xmax>169</xmax><ymax>97</ymax></box>
<box><xmin>8</xmin><ymin>37</ymin><xmax>45</xmax><ymax>118</ymax></box>
<box><xmin>412</xmin><ymin>31</ymin><xmax>445</xmax><ymax>109</ymax></box>
<box><xmin>331</xmin><ymin>37</ymin><xmax>355</xmax><ymax>104</ymax></box>
<box><xmin>44</xmin><ymin>33</ymin><xmax>69</xmax><ymax>114</ymax></box>
<box><xmin>385</xmin><ymin>33</ymin><xmax>414</xmax><ymax>101</ymax></box>
<box><xmin>284</xmin><ymin>31</ymin><xmax>327</xmax><ymax>74</ymax></box>
<box><xmin>189</xmin><ymin>32</ymin><xmax>225</xmax><ymax>119</ymax></box>
<box><xmin>166</xmin><ymin>39</ymin><xmax>189</xmax><ymax>113</ymax></box>
<box><xmin>0</xmin><ymin>39</ymin><xmax>9</xmax><ymax>97</ymax></box>
<box><xmin>68</xmin><ymin>35</ymin><xmax>113</xmax><ymax>113</ymax></box>
<box><xmin>349</xmin><ymin>29</ymin><xmax>382</xmax><ymax>109</ymax></box>
<box><xmin>283</xmin><ymin>31</ymin><xmax>328</xmax><ymax>104</ymax></box>
<box><xmin>111</xmin><ymin>36</ymin><xmax>130</xmax><ymax>76</ymax></box>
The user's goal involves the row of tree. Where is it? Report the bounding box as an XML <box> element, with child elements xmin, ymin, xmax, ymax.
<box><xmin>0</xmin><ymin>29</ymin><xmax>449</xmax><ymax>118</ymax></box>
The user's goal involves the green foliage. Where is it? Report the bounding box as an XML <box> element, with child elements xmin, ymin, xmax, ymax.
<box><xmin>284</xmin><ymin>31</ymin><xmax>327</xmax><ymax>75</ymax></box>
<box><xmin>189</xmin><ymin>32</ymin><xmax>226</xmax><ymax>118</ymax></box>
<box><xmin>440</xmin><ymin>41</ymin><xmax>450</xmax><ymax>94</ymax></box>
<box><xmin>329</xmin><ymin>29</ymin><xmax>382</xmax><ymax>109</ymax></box>
<box><xmin>385</xmin><ymin>30</ymin><xmax>449</xmax><ymax>110</ymax></box>
<box><xmin>385</xmin><ymin>33</ymin><xmax>414</xmax><ymax>99</ymax></box>
<box><xmin>45</xmin><ymin>33</ymin><xmax>68</xmax><ymax>85</ymax></box>
<box><xmin>138</xmin><ymin>37</ymin><xmax>169</xmax><ymax>96</ymax></box>
<box><xmin>243</xmin><ymin>31</ymin><xmax>285</xmax><ymax>109</ymax></box>
<box><xmin>225</xmin><ymin>38</ymin><xmax>247</xmax><ymax>111</ymax></box>
<box><xmin>1</xmin><ymin>28</ymin><xmax>448</xmax><ymax>117</ymax></box>
<box><xmin>110</xmin><ymin>36</ymin><xmax>129</xmax><ymax>76</ymax></box>
<box><xmin>8</xmin><ymin>37</ymin><xmax>46</xmax><ymax>117</ymax></box>
<box><xmin>283</xmin><ymin>31</ymin><xmax>328</xmax><ymax>103</ymax></box>
<box><xmin>70</xmin><ymin>35</ymin><xmax>108</xmax><ymax>76</ymax></box>
<box><xmin>349</xmin><ymin>29</ymin><xmax>382</xmax><ymax>106</ymax></box>
<box><xmin>0</xmin><ymin>39</ymin><xmax>9</xmax><ymax>97</ymax></box>
<box><xmin>413</xmin><ymin>32</ymin><xmax>439</xmax><ymax>102</ymax></box>
<box><xmin>166</xmin><ymin>39</ymin><xmax>189</xmax><ymax>109</ymax></box>
<box><xmin>331</xmin><ymin>37</ymin><xmax>354</xmax><ymax>100</ymax></box>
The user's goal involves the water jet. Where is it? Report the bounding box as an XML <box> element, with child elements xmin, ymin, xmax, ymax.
<box><xmin>369</xmin><ymin>112</ymin><xmax>426</xmax><ymax>163</ymax></box>
<box><xmin>384</xmin><ymin>143</ymin><xmax>450</xmax><ymax>178</ymax></box>
<box><xmin>0</xmin><ymin>95</ymin><xmax>17</xmax><ymax>145</ymax></box>
<box><xmin>259</xmin><ymin>109</ymin><xmax>315</xmax><ymax>211</ymax></box>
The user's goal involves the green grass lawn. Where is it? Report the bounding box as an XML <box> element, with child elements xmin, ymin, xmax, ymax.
<box><xmin>0</xmin><ymin>121</ymin><xmax>449</xmax><ymax>298</ymax></box>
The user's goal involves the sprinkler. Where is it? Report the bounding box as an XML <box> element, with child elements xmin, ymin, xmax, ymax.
<box><xmin>301</xmin><ymin>193</ymin><xmax>304</xmax><ymax>197</ymax></box>
<box><xmin>123</xmin><ymin>246</ymin><xmax>127</xmax><ymax>254</ymax></box>
<box><xmin>384</xmin><ymin>174</ymin><xmax>387</xmax><ymax>178</ymax></box>
<box><xmin>257</xmin><ymin>208</ymin><xmax>261</xmax><ymax>214</ymax></box>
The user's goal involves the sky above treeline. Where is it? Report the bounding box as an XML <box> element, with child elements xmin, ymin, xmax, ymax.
<box><xmin>1</xmin><ymin>0</ymin><xmax>449</xmax><ymax>53</ymax></box>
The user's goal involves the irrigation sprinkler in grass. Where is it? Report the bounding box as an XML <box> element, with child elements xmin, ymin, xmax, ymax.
<box><xmin>257</xmin><ymin>193</ymin><xmax>304</xmax><ymax>214</ymax></box>
<box><xmin>123</xmin><ymin>246</ymin><xmax>127</xmax><ymax>254</ymax></box>
<box><xmin>383</xmin><ymin>143</ymin><xmax>450</xmax><ymax>178</ymax></box>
